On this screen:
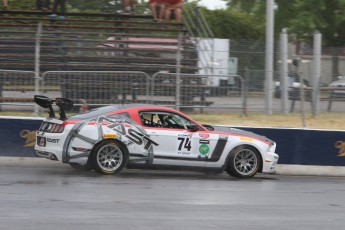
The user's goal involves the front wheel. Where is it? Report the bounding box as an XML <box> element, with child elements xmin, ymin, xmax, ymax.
<box><xmin>92</xmin><ymin>140</ymin><xmax>128</xmax><ymax>175</ymax></box>
<box><xmin>226</xmin><ymin>146</ymin><xmax>261</xmax><ymax>178</ymax></box>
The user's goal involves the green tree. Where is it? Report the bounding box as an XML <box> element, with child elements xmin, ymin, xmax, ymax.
<box><xmin>182</xmin><ymin>2</ymin><xmax>266</xmax><ymax>78</ymax></box>
<box><xmin>200</xmin><ymin>7</ymin><xmax>264</xmax><ymax>40</ymax></box>
<box><xmin>225</xmin><ymin>0</ymin><xmax>345</xmax><ymax>78</ymax></box>
<box><xmin>225</xmin><ymin>0</ymin><xmax>345</xmax><ymax>45</ymax></box>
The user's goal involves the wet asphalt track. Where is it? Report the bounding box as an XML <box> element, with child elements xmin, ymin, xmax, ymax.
<box><xmin>0</xmin><ymin>164</ymin><xmax>344</xmax><ymax>230</ymax></box>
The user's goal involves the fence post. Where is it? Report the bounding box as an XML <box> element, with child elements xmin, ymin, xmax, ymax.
<box><xmin>297</xmin><ymin>43</ymin><xmax>306</xmax><ymax>128</ymax></box>
<box><xmin>241</xmin><ymin>76</ymin><xmax>247</xmax><ymax>117</ymax></box>
<box><xmin>280</xmin><ymin>28</ymin><xmax>289</xmax><ymax>114</ymax></box>
<box><xmin>33</xmin><ymin>23</ymin><xmax>42</xmax><ymax>116</ymax></box>
<box><xmin>312</xmin><ymin>31</ymin><xmax>322</xmax><ymax>117</ymax></box>
<box><xmin>175</xmin><ymin>32</ymin><xmax>182</xmax><ymax>110</ymax></box>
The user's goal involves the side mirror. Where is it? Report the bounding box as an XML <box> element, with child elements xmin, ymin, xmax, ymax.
<box><xmin>187</xmin><ymin>124</ymin><xmax>199</xmax><ymax>132</ymax></box>
<box><xmin>202</xmin><ymin>124</ymin><xmax>214</xmax><ymax>131</ymax></box>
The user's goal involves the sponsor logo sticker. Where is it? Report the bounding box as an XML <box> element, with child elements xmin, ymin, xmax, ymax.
<box><xmin>199</xmin><ymin>144</ymin><xmax>209</xmax><ymax>155</ymax></box>
<box><xmin>178</xmin><ymin>133</ymin><xmax>190</xmax><ymax>137</ymax></box>
<box><xmin>96</xmin><ymin>116</ymin><xmax>159</xmax><ymax>150</ymax></box>
<box><xmin>219</xmin><ymin>134</ymin><xmax>228</xmax><ymax>140</ymax></box>
<box><xmin>103</xmin><ymin>134</ymin><xmax>117</xmax><ymax>139</ymax></box>
<box><xmin>199</xmin><ymin>139</ymin><xmax>210</xmax><ymax>144</ymax></box>
<box><xmin>199</xmin><ymin>133</ymin><xmax>209</xmax><ymax>139</ymax></box>
<box><xmin>240</xmin><ymin>137</ymin><xmax>253</xmax><ymax>142</ymax></box>
<box><xmin>47</xmin><ymin>138</ymin><xmax>60</xmax><ymax>144</ymax></box>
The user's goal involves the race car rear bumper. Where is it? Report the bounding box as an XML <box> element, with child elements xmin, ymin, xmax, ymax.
<box><xmin>35</xmin><ymin>150</ymin><xmax>59</xmax><ymax>161</ymax></box>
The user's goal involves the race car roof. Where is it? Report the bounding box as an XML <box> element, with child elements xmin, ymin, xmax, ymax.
<box><xmin>68</xmin><ymin>104</ymin><xmax>158</xmax><ymax>120</ymax></box>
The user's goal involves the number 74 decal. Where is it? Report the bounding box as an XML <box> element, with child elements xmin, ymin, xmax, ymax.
<box><xmin>177</xmin><ymin>137</ymin><xmax>192</xmax><ymax>152</ymax></box>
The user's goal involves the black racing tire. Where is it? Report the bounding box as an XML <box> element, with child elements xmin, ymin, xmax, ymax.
<box><xmin>69</xmin><ymin>162</ymin><xmax>93</xmax><ymax>171</ymax></box>
<box><xmin>226</xmin><ymin>145</ymin><xmax>261</xmax><ymax>178</ymax></box>
<box><xmin>91</xmin><ymin>140</ymin><xmax>128</xmax><ymax>175</ymax></box>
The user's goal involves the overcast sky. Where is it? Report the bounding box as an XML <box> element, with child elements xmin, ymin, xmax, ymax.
<box><xmin>198</xmin><ymin>0</ymin><xmax>227</xmax><ymax>10</ymax></box>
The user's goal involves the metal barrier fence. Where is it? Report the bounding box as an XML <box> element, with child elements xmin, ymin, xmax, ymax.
<box><xmin>0</xmin><ymin>70</ymin><xmax>36</xmax><ymax>111</ymax></box>
<box><xmin>1</xmin><ymin>68</ymin><xmax>345</xmax><ymax>115</ymax></box>
<box><xmin>151</xmin><ymin>72</ymin><xmax>244</xmax><ymax>113</ymax></box>
<box><xmin>41</xmin><ymin>71</ymin><xmax>151</xmax><ymax>104</ymax></box>
<box><xmin>1</xmin><ymin>69</ymin><xmax>345</xmax><ymax>116</ymax></box>
<box><xmin>244</xmin><ymin>68</ymin><xmax>345</xmax><ymax>114</ymax></box>
<box><xmin>0</xmin><ymin>70</ymin><xmax>245</xmax><ymax>114</ymax></box>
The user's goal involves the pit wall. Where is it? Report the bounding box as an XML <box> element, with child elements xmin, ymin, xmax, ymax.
<box><xmin>1</xmin><ymin>117</ymin><xmax>344</xmax><ymax>166</ymax></box>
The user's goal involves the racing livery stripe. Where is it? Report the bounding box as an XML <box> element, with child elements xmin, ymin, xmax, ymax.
<box><xmin>62</xmin><ymin>122</ymin><xmax>101</xmax><ymax>162</ymax></box>
<box><xmin>211</xmin><ymin>131</ymin><xmax>272</xmax><ymax>145</ymax></box>
<box><xmin>62</xmin><ymin>122</ymin><xmax>86</xmax><ymax>163</ymax></box>
<box><xmin>208</xmin><ymin>138</ymin><xmax>228</xmax><ymax>162</ymax></box>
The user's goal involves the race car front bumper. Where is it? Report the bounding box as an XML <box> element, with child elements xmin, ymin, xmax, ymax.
<box><xmin>262</xmin><ymin>151</ymin><xmax>279</xmax><ymax>174</ymax></box>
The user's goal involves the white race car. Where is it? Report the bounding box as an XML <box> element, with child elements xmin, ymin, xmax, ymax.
<box><xmin>34</xmin><ymin>95</ymin><xmax>279</xmax><ymax>178</ymax></box>
<box><xmin>329</xmin><ymin>76</ymin><xmax>345</xmax><ymax>97</ymax></box>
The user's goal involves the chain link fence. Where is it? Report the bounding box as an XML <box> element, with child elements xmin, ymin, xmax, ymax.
<box><xmin>0</xmin><ymin>70</ymin><xmax>36</xmax><ymax>111</ymax></box>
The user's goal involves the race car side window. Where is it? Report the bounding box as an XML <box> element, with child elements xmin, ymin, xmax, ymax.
<box><xmin>164</xmin><ymin>114</ymin><xmax>191</xmax><ymax>129</ymax></box>
<box><xmin>139</xmin><ymin>112</ymin><xmax>160</xmax><ymax>127</ymax></box>
<box><xmin>139</xmin><ymin>111</ymin><xmax>199</xmax><ymax>130</ymax></box>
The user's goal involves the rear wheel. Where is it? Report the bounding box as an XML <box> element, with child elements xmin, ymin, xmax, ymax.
<box><xmin>92</xmin><ymin>140</ymin><xmax>128</xmax><ymax>175</ymax></box>
<box><xmin>226</xmin><ymin>146</ymin><xmax>261</xmax><ymax>178</ymax></box>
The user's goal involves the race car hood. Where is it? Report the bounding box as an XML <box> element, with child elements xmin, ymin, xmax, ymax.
<box><xmin>212</xmin><ymin>126</ymin><xmax>274</xmax><ymax>145</ymax></box>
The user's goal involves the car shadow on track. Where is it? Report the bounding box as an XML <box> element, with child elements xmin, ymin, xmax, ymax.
<box><xmin>61</xmin><ymin>168</ymin><xmax>279</xmax><ymax>181</ymax></box>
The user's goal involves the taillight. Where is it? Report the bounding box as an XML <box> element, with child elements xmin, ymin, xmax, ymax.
<box><xmin>39</xmin><ymin>122</ymin><xmax>65</xmax><ymax>133</ymax></box>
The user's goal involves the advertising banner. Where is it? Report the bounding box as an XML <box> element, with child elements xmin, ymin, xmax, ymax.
<box><xmin>0</xmin><ymin>117</ymin><xmax>43</xmax><ymax>157</ymax></box>
<box><xmin>0</xmin><ymin>117</ymin><xmax>345</xmax><ymax>166</ymax></box>
<box><xmin>215</xmin><ymin>126</ymin><xmax>345</xmax><ymax>166</ymax></box>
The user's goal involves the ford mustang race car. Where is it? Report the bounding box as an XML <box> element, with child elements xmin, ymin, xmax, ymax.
<box><xmin>34</xmin><ymin>95</ymin><xmax>278</xmax><ymax>178</ymax></box>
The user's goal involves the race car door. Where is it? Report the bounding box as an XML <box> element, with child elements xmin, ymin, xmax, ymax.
<box><xmin>139</xmin><ymin>111</ymin><xmax>206</xmax><ymax>167</ymax></box>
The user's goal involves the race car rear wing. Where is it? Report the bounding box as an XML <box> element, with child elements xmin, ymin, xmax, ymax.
<box><xmin>34</xmin><ymin>95</ymin><xmax>73</xmax><ymax>121</ymax></box>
